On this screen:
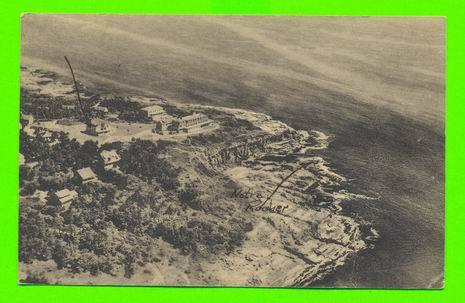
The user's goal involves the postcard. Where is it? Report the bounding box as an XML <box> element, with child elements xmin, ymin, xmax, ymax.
<box><xmin>19</xmin><ymin>15</ymin><xmax>445</xmax><ymax>288</ymax></box>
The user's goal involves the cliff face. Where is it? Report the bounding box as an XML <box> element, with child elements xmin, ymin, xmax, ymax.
<box><xmin>207</xmin><ymin>131</ymin><xmax>291</xmax><ymax>166</ymax></box>
<box><xmin>171</xmin><ymin>105</ymin><xmax>379</xmax><ymax>287</ymax></box>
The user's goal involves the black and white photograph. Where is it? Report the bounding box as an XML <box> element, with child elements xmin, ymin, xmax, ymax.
<box><xmin>18</xmin><ymin>15</ymin><xmax>445</xmax><ymax>288</ymax></box>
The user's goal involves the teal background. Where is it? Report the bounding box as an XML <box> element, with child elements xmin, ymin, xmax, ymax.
<box><xmin>1</xmin><ymin>1</ymin><xmax>463</xmax><ymax>302</ymax></box>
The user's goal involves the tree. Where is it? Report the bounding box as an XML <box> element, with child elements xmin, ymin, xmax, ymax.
<box><xmin>49</xmin><ymin>132</ymin><xmax>80</xmax><ymax>168</ymax></box>
<box><xmin>119</xmin><ymin>140</ymin><xmax>179</xmax><ymax>190</ymax></box>
<box><xmin>20</xmin><ymin>130</ymin><xmax>49</xmax><ymax>162</ymax></box>
<box><xmin>75</xmin><ymin>140</ymin><xmax>100</xmax><ymax>168</ymax></box>
<box><xmin>19</xmin><ymin>205</ymin><xmax>62</xmax><ymax>263</ymax></box>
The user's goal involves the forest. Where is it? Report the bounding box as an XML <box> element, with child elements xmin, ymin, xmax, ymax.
<box><xmin>19</xmin><ymin>130</ymin><xmax>253</xmax><ymax>280</ymax></box>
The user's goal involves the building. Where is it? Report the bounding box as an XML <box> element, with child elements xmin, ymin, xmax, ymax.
<box><xmin>100</xmin><ymin>150</ymin><xmax>121</xmax><ymax>169</ymax></box>
<box><xmin>86</xmin><ymin>119</ymin><xmax>111</xmax><ymax>136</ymax></box>
<box><xmin>77</xmin><ymin>167</ymin><xmax>98</xmax><ymax>184</ymax></box>
<box><xmin>31</xmin><ymin>190</ymin><xmax>49</xmax><ymax>205</ymax></box>
<box><xmin>141</xmin><ymin>105</ymin><xmax>165</xmax><ymax>121</ymax></box>
<box><xmin>177</xmin><ymin>113</ymin><xmax>211</xmax><ymax>132</ymax></box>
<box><xmin>49</xmin><ymin>188</ymin><xmax>78</xmax><ymax>208</ymax></box>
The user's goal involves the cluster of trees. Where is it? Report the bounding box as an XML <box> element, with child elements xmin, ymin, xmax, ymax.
<box><xmin>19</xmin><ymin>130</ymin><xmax>134</xmax><ymax>202</ymax></box>
<box><xmin>162</xmin><ymin>104</ymin><xmax>191</xmax><ymax>118</ymax></box>
<box><xmin>119</xmin><ymin>139</ymin><xmax>179</xmax><ymax>190</ymax></box>
<box><xmin>21</xmin><ymin>88</ymin><xmax>69</xmax><ymax>120</ymax></box>
<box><xmin>99</xmin><ymin>96</ymin><xmax>149</xmax><ymax>123</ymax></box>
<box><xmin>20</xmin><ymin>178</ymin><xmax>252</xmax><ymax>277</ymax></box>
<box><xmin>221</xmin><ymin>117</ymin><xmax>261</xmax><ymax>132</ymax></box>
<box><xmin>20</xmin><ymin>132</ymin><xmax>73</xmax><ymax>194</ymax></box>
<box><xmin>19</xmin><ymin>197</ymin><xmax>158</xmax><ymax>277</ymax></box>
<box><xmin>19</xmin><ymin>132</ymin><xmax>253</xmax><ymax>279</ymax></box>
<box><xmin>19</xmin><ymin>133</ymin><xmax>182</xmax><ymax>195</ymax></box>
<box><xmin>20</xmin><ymin>82</ymin><xmax>94</xmax><ymax>121</ymax></box>
<box><xmin>20</xmin><ymin>129</ymin><xmax>99</xmax><ymax>168</ymax></box>
<box><xmin>152</xmin><ymin>217</ymin><xmax>253</xmax><ymax>256</ymax></box>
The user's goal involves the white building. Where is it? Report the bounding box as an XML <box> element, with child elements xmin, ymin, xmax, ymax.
<box><xmin>31</xmin><ymin>190</ymin><xmax>49</xmax><ymax>205</ymax></box>
<box><xmin>86</xmin><ymin>119</ymin><xmax>111</xmax><ymax>136</ymax></box>
<box><xmin>141</xmin><ymin>105</ymin><xmax>165</xmax><ymax>121</ymax></box>
<box><xmin>77</xmin><ymin>167</ymin><xmax>98</xmax><ymax>184</ymax></box>
<box><xmin>100</xmin><ymin>150</ymin><xmax>121</xmax><ymax>169</ymax></box>
<box><xmin>49</xmin><ymin>188</ymin><xmax>78</xmax><ymax>208</ymax></box>
<box><xmin>177</xmin><ymin>113</ymin><xmax>211</xmax><ymax>132</ymax></box>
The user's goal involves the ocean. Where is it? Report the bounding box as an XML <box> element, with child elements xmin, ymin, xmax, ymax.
<box><xmin>272</xmin><ymin>103</ymin><xmax>445</xmax><ymax>288</ymax></box>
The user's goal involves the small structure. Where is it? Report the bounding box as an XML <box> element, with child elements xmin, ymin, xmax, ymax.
<box><xmin>177</xmin><ymin>113</ymin><xmax>211</xmax><ymax>132</ymax></box>
<box><xmin>100</xmin><ymin>150</ymin><xmax>121</xmax><ymax>169</ymax></box>
<box><xmin>86</xmin><ymin>118</ymin><xmax>111</xmax><ymax>136</ymax></box>
<box><xmin>49</xmin><ymin>188</ymin><xmax>78</xmax><ymax>208</ymax></box>
<box><xmin>141</xmin><ymin>105</ymin><xmax>165</xmax><ymax>121</ymax></box>
<box><xmin>77</xmin><ymin>167</ymin><xmax>98</xmax><ymax>184</ymax></box>
<box><xmin>31</xmin><ymin>190</ymin><xmax>49</xmax><ymax>205</ymax></box>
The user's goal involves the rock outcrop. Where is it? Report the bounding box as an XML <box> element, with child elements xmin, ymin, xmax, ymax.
<box><xmin>207</xmin><ymin>131</ymin><xmax>291</xmax><ymax>166</ymax></box>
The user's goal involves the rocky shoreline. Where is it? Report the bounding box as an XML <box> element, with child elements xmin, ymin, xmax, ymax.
<box><xmin>178</xmin><ymin>105</ymin><xmax>379</xmax><ymax>286</ymax></box>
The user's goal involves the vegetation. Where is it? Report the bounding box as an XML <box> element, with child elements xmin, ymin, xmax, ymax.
<box><xmin>99</xmin><ymin>96</ymin><xmax>149</xmax><ymax>123</ymax></box>
<box><xmin>162</xmin><ymin>104</ymin><xmax>191</xmax><ymax>118</ymax></box>
<box><xmin>19</xmin><ymin>178</ymin><xmax>252</xmax><ymax>278</ymax></box>
<box><xmin>119</xmin><ymin>139</ymin><xmax>180</xmax><ymax>190</ymax></box>
<box><xmin>20</xmin><ymin>80</ymin><xmax>94</xmax><ymax>121</ymax></box>
<box><xmin>178</xmin><ymin>186</ymin><xmax>201</xmax><ymax>210</ymax></box>
<box><xmin>19</xmin><ymin>129</ymin><xmax>253</xmax><ymax>279</ymax></box>
<box><xmin>19</xmin><ymin>83</ymin><xmax>256</xmax><ymax>280</ymax></box>
<box><xmin>152</xmin><ymin>217</ymin><xmax>252</xmax><ymax>255</ymax></box>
